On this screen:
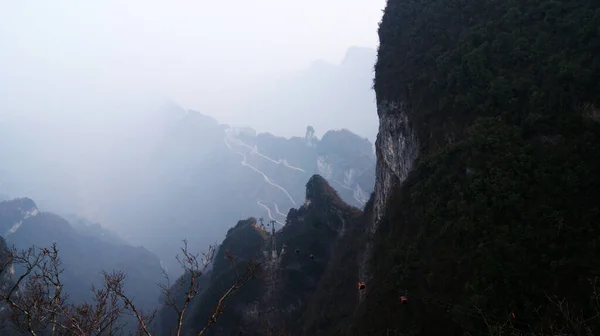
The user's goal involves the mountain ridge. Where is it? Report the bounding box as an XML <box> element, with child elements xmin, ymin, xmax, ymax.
<box><xmin>0</xmin><ymin>197</ymin><xmax>164</xmax><ymax>313</ymax></box>
<box><xmin>100</xmin><ymin>109</ymin><xmax>376</xmax><ymax>276</ymax></box>
<box><xmin>160</xmin><ymin>175</ymin><xmax>364</xmax><ymax>335</ymax></box>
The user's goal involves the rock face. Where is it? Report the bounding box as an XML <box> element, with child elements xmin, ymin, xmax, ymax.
<box><xmin>372</xmin><ymin>101</ymin><xmax>419</xmax><ymax>229</ymax></box>
<box><xmin>350</xmin><ymin>0</ymin><xmax>600</xmax><ymax>335</ymax></box>
<box><xmin>365</xmin><ymin>0</ymin><xmax>600</xmax><ymax>250</ymax></box>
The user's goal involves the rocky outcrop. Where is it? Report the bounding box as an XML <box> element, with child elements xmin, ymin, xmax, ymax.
<box><xmin>258</xmin><ymin>176</ymin><xmax>363</xmax><ymax>335</ymax></box>
<box><xmin>169</xmin><ymin>176</ymin><xmax>363</xmax><ymax>335</ymax></box>
<box><xmin>372</xmin><ymin>100</ymin><xmax>419</xmax><ymax>231</ymax></box>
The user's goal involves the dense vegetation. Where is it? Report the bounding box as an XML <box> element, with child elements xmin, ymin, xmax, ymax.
<box><xmin>375</xmin><ymin>0</ymin><xmax>600</xmax><ymax>152</ymax></box>
<box><xmin>356</xmin><ymin>116</ymin><xmax>600</xmax><ymax>335</ymax></box>
<box><xmin>5</xmin><ymin>0</ymin><xmax>600</xmax><ymax>334</ymax></box>
<box><xmin>294</xmin><ymin>196</ymin><xmax>372</xmax><ymax>336</ymax></box>
<box><xmin>275</xmin><ymin>175</ymin><xmax>363</xmax><ymax>335</ymax></box>
<box><xmin>171</xmin><ymin>175</ymin><xmax>364</xmax><ymax>335</ymax></box>
<box><xmin>355</xmin><ymin>0</ymin><xmax>600</xmax><ymax>334</ymax></box>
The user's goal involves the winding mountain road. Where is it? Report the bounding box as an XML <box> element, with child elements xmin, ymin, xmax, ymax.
<box><xmin>224</xmin><ymin>136</ymin><xmax>297</xmax><ymax>206</ymax></box>
<box><xmin>334</xmin><ymin>179</ymin><xmax>366</xmax><ymax>206</ymax></box>
<box><xmin>224</xmin><ymin>128</ymin><xmax>369</xmax><ymax>227</ymax></box>
<box><xmin>224</xmin><ymin>130</ymin><xmax>304</xmax><ymax>228</ymax></box>
<box><xmin>237</xmin><ymin>140</ymin><xmax>306</xmax><ymax>173</ymax></box>
<box><xmin>257</xmin><ymin>200</ymin><xmax>285</xmax><ymax>227</ymax></box>
<box><xmin>272</xmin><ymin>201</ymin><xmax>287</xmax><ymax>217</ymax></box>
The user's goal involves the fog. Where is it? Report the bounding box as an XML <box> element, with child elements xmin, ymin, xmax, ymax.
<box><xmin>1</xmin><ymin>0</ymin><xmax>383</xmax><ymax>128</ymax></box>
<box><xmin>0</xmin><ymin>1</ymin><xmax>384</xmax><ymax>269</ymax></box>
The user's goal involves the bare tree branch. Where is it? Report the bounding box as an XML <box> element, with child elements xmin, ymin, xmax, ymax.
<box><xmin>0</xmin><ymin>240</ymin><xmax>258</xmax><ymax>336</ymax></box>
<box><xmin>159</xmin><ymin>240</ymin><xmax>216</xmax><ymax>336</ymax></box>
<box><xmin>102</xmin><ymin>270</ymin><xmax>155</xmax><ymax>336</ymax></box>
<box><xmin>197</xmin><ymin>255</ymin><xmax>259</xmax><ymax>336</ymax></box>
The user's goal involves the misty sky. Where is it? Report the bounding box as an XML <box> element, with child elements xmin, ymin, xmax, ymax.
<box><xmin>1</xmin><ymin>0</ymin><xmax>385</xmax><ymax>136</ymax></box>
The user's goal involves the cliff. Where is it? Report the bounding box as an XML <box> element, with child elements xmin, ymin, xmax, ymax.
<box><xmin>137</xmin><ymin>1</ymin><xmax>600</xmax><ymax>334</ymax></box>
<box><xmin>353</xmin><ymin>0</ymin><xmax>600</xmax><ymax>335</ymax></box>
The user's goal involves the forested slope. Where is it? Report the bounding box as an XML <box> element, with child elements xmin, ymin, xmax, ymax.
<box><xmin>353</xmin><ymin>0</ymin><xmax>600</xmax><ymax>335</ymax></box>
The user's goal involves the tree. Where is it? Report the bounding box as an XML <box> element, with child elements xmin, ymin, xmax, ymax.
<box><xmin>0</xmin><ymin>240</ymin><xmax>258</xmax><ymax>336</ymax></box>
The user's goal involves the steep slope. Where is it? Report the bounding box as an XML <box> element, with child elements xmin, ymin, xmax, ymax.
<box><xmin>163</xmin><ymin>175</ymin><xmax>364</xmax><ymax>335</ymax></box>
<box><xmin>0</xmin><ymin>235</ymin><xmax>15</xmax><ymax>327</ymax></box>
<box><xmin>274</xmin><ymin>175</ymin><xmax>366</xmax><ymax>336</ymax></box>
<box><xmin>177</xmin><ymin>217</ymin><xmax>269</xmax><ymax>336</ymax></box>
<box><xmin>0</xmin><ymin>198</ymin><xmax>164</xmax><ymax>312</ymax></box>
<box><xmin>352</xmin><ymin>0</ymin><xmax>600</xmax><ymax>335</ymax></box>
<box><xmin>247</xmin><ymin>175</ymin><xmax>363</xmax><ymax>336</ymax></box>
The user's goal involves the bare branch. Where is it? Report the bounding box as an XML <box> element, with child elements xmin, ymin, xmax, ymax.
<box><xmin>0</xmin><ymin>240</ymin><xmax>257</xmax><ymax>336</ymax></box>
<box><xmin>102</xmin><ymin>270</ymin><xmax>154</xmax><ymax>336</ymax></box>
<box><xmin>197</xmin><ymin>257</ymin><xmax>259</xmax><ymax>336</ymax></box>
<box><xmin>160</xmin><ymin>241</ymin><xmax>216</xmax><ymax>336</ymax></box>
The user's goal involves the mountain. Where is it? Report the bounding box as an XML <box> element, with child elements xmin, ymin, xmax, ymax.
<box><xmin>90</xmin><ymin>111</ymin><xmax>375</xmax><ymax>277</ymax></box>
<box><xmin>0</xmin><ymin>198</ymin><xmax>164</xmax><ymax>313</ymax></box>
<box><xmin>157</xmin><ymin>0</ymin><xmax>600</xmax><ymax>335</ymax></box>
<box><xmin>231</xmin><ymin>46</ymin><xmax>379</xmax><ymax>142</ymax></box>
<box><xmin>9</xmin><ymin>0</ymin><xmax>600</xmax><ymax>333</ymax></box>
<box><xmin>351</xmin><ymin>0</ymin><xmax>600</xmax><ymax>335</ymax></box>
<box><xmin>158</xmin><ymin>175</ymin><xmax>365</xmax><ymax>335</ymax></box>
<box><xmin>61</xmin><ymin>213</ymin><xmax>130</xmax><ymax>246</ymax></box>
<box><xmin>0</xmin><ymin>104</ymin><xmax>375</xmax><ymax>278</ymax></box>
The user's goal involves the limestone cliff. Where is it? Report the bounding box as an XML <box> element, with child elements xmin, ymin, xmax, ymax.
<box><xmin>353</xmin><ymin>0</ymin><xmax>600</xmax><ymax>334</ymax></box>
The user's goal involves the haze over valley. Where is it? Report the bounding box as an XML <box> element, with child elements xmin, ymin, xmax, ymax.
<box><xmin>1</xmin><ymin>0</ymin><xmax>599</xmax><ymax>335</ymax></box>
<box><xmin>0</xmin><ymin>3</ymin><xmax>382</xmax><ymax>331</ymax></box>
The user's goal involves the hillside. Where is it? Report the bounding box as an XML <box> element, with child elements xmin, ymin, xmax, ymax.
<box><xmin>350</xmin><ymin>0</ymin><xmax>600</xmax><ymax>335</ymax></box>
<box><xmin>0</xmin><ymin>198</ymin><xmax>164</xmax><ymax>313</ymax></box>
<box><xmin>158</xmin><ymin>175</ymin><xmax>364</xmax><ymax>335</ymax></box>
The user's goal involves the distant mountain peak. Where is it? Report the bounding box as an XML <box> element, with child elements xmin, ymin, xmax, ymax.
<box><xmin>305</xmin><ymin>174</ymin><xmax>344</xmax><ymax>207</ymax></box>
<box><xmin>340</xmin><ymin>46</ymin><xmax>377</xmax><ymax>68</ymax></box>
<box><xmin>0</xmin><ymin>198</ymin><xmax>39</xmax><ymax>236</ymax></box>
<box><xmin>3</xmin><ymin>197</ymin><xmax>37</xmax><ymax>211</ymax></box>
